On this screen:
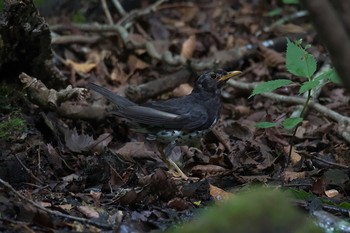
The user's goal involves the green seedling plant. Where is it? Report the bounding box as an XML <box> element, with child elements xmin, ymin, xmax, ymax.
<box><xmin>251</xmin><ymin>38</ymin><xmax>341</xmax><ymax>162</ymax></box>
<box><xmin>268</xmin><ymin>0</ymin><xmax>300</xmax><ymax>17</ymax></box>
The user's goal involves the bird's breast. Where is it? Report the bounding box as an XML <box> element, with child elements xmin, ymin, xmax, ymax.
<box><xmin>146</xmin><ymin>129</ymin><xmax>210</xmax><ymax>144</ymax></box>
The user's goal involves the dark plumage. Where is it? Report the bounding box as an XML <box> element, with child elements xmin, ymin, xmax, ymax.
<box><xmin>88</xmin><ymin>70</ymin><xmax>241</xmax><ymax>133</ymax></box>
<box><xmin>88</xmin><ymin>70</ymin><xmax>241</xmax><ymax>178</ymax></box>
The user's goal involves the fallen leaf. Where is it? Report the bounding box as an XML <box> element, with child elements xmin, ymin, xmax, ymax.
<box><xmin>191</xmin><ymin>164</ymin><xmax>228</xmax><ymax>177</ymax></box>
<box><xmin>325</xmin><ymin>189</ymin><xmax>339</xmax><ymax>198</ymax></box>
<box><xmin>46</xmin><ymin>143</ymin><xmax>62</xmax><ymax>169</ymax></box>
<box><xmin>209</xmin><ymin>184</ymin><xmax>232</xmax><ymax>202</ymax></box>
<box><xmin>172</xmin><ymin>83</ymin><xmax>193</xmax><ymax>97</ymax></box>
<box><xmin>177</xmin><ymin>5</ymin><xmax>199</xmax><ymax>22</ymax></box>
<box><xmin>181</xmin><ymin>35</ymin><xmax>196</xmax><ymax>59</ymax></box>
<box><xmin>110</xmin><ymin>64</ymin><xmax>128</xmax><ymax>84</ymax></box>
<box><xmin>62</xmin><ymin>174</ymin><xmax>80</xmax><ymax>182</ymax></box>
<box><xmin>66</xmin><ymin>59</ymin><xmax>97</xmax><ymax>73</ymax></box>
<box><xmin>58</xmin><ymin>204</ymin><xmax>73</xmax><ymax>211</ymax></box>
<box><xmin>167</xmin><ymin>197</ymin><xmax>193</xmax><ymax>211</ymax></box>
<box><xmin>40</xmin><ymin>202</ymin><xmax>52</xmax><ymax>208</ymax></box>
<box><xmin>115</xmin><ymin>141</ymin><xmax>156</xmax><ymax>159</ymax></box>
<box><xmin>284</xmin><ymin>146</ymin><xmax>302</xmax><ymax>165</ymax></box>
<box><xmin>64</xmin><ymin>128</ymin><xmax>111</xmax><ymax>153</ymax></box>
<box><xmin>127</xmin><ymin>55</ymin><xmax>150</xmax><ymax>73</ymax></box>
<box><xmin>77</xmin><ymin>205</ymin><xmax>100</xmax><ymax>219</ymax></box>
<box><xmin>283</xmin><ymin>171</ymin><xmax>306</xmax><ymax>182</ymax></box>
<box><xmin>224</xmin><ymin>121</ymin><xmax>253</xmax><ymax>140</ymax></box>
<box><xmin>260</xmin><ymin>45</ymin><xmax>286</xmax><ymax>67</ymax></box>
<box><xmin>312</xmin><ymin>177</ymin><xmax>327</xmax><ymax>195</ymax></box>
<box><xmin>90</xmin><ymin>190</ymin><xmax>102</xmax><ymax>202</ymax></box>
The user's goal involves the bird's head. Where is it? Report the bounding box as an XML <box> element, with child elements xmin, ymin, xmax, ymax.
<box><xmin>193</xmin><ymin>70</ymin><xmax>241</xmax><ymax>94</ymax></box>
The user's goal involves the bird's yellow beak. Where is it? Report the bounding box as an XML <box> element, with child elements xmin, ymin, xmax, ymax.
<box><xmin>218</xmin><ymin>71</ymin><xmax>242</xmax><ymax>81</ymax></box>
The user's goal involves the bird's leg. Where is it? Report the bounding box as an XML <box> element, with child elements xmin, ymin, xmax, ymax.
<box><xmin>157</xmin><ymin>143</ymin><xmax>188</xmax><ymax>180</ymax></box>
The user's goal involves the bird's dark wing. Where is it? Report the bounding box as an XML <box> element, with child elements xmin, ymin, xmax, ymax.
<box><xmin>112</xmin><ymin>104</ymin><xmax>208</xmax><ymax>131</ymax></box>
<box><xmin>87</xmin><ymin>82</ymin><xmax>136</xmax><ymax>108</ymax></box>
<box><xmin>88</xmin><ymin>82</ymin><xmax>209</xmax><ymax>131</ymax></box>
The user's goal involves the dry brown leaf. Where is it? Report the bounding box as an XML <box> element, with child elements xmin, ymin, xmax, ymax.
<box><xmin>209</xmin><ymin>184</ymin><xmax>232</xmax><ymax>202</ymax></box>
<box><xmin>177</xmin><ymin>5</ymin><xmax>199</xmax><ymax>22</ymax></box>
<box><xmin>90</xmin><ymin>190</ymin><xmax>102</xmax><ymax>203</ymax></box>
<box><xmin>325</xmin><ymin>189</ymin><xmax>339</xmax><ymax>198</ymax></box>
<box><xmin>115</xmin><ymin>142</ymin><xmax>155</xmax><ymax>159</ymax></box>
<box><xmin>128</xmin><ymin>33</ymin><xmax>147</xmax><ymax>45</ymax></box>
<box><xmin>235</xmin><ymin>105</ymin><xmax>251</xmax><ymax>115</ymax></box>
<box><xmin>226</xmin><ymin>34</ymin><xmax>235</xmax><ymax>49</ymax></box>
<box><xmin>58</xmin><ymin>204</ymin><xmax>73</xmax><ymax>211</ymax></box>
<box><xmin>224</xmin><ymin>121</ymin><xmax>253</xmax><ymax>140</ymax></box>
<box><xmin>172</xmin><ymin>83</ymin><xmax>193</xmax><ymax>97</ymax></box>
<box><xmin>77</xmin><ymin>205</ymin><xmax>99</xmax><ymax>219</ymax></box>
<box><xmin>40</xmin><ymin>202</ymin><xmax>52</xmax><ymax>208</ymax></box>
<box><xmin>191</xmin><ymin>164</ymin><xmax>228</xmax><ymax>176</ymax></box>
<box><xmin>251</xmin><ymin>63</ymin><xmax>270</xmax><ymax>78</ymax></box>
<box><xmin>62</xmin><ymin>174</ymin><xmax>80</xmax><ymax>182</ymax></box>
<box><xmin>283</xmin><ymin>171</ymin><xmax>306</xmax><ymax>182</ymax></box>
<box><xmin>46</xmin><ymin>143</ymin><xmax>62</xmax><ymax>169</ymax></box>
<box><xmin>260</xmin><ymin>45</ymin><xmax>286</xmax><ymax>67</ymax></box>
<box><xmin>127</xmin><ymin>55</ymin><xmax>150</xmax><ymax>73</ymax></box>
<box><xmin>295</xmin><ymin>124</ymin><xmax>306</xmax><ymax>138</ymax></box>
<box><xmin>64</xmin><ymin>128</ymin><xmax>111</xmax><ymax>153</ymax></box>
<box><xmin>181</xmin><ymin>35</ymin><xmax>196</xmax><ymax>59</ymax></box>
<box><xmin>167</xmin><ymin>197</ymin><xmax>193</xmax><ymax>211</ymax></box>
<box><xmin>284</xmin><ymin>146</ymin><xmax>302</xmax><ymax>165</ymax></box>
<box><xmin>66</xmin><ymin>59</ymin><xmax>97</xmax><ymax>73</ymax></box>
<box><xmin>250</xmin><ymin>24</ymin><xmax>259</xmax><ymax>34</ymax></box>
<box><xmin>312</xmin><ymin>177</ymin><xmax>327</xmax><ymax>195</ymax></box>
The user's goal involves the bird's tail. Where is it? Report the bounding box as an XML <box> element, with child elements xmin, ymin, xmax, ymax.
<box><xmin>87</xmin><ymin>82</ymin><xmax>136</xmax><ymax>108</ymax></box>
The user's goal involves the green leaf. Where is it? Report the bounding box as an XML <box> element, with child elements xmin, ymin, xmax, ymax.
<box><xmin>339</xmin><ymin>202</ymin><xmax>350</xmax><ymax>210</ymax></box>
<box><xmin>250</xmin><ymin>79</ymin><xmax>292</xmax><ymax>97</ymax></box>
<box><xmin>328</xmin><ymin>70</ymin><xmax>342</xmax><ymax>84</ymax></box>
<box><xmin>282</xmin><ymin>117</ymin><xmax>303</xmax><ymax>129</ymax></box>
<box><xmin>72</xmin><ymin>11</ymin><xmax>86</xmax><ymax>23</ymax></box>
<box><xmin>299</xmin><ymin>80</ymin><xmax>320</xmax><ymax>94</ymax></box>
<box><xmin>283</xmin><ymin>0</ymin><xmax>299</xmax><ymax>4</ymax></box>
<box><xmin>268</xmin><ymin>8</ymin><xmax>282</xmax><ymax>17</ymax></box>
<box><xmin>286</xmin><ymin>38</ymin><xmax>317</xmax><ymax>79</ymax></box>
<box><xmin>318</xmin><ymin>68</ymin><xmax>342</xmax><ymax>85</ymax></box>
<box><xmin>313</xmin><ymin>68</ymin><xmax>342</xmax><ymax>85</ymax></box>
<box><xmin>256</xmin><ymin>122</ymin><xmax>278</xmax><ymax>129</ymax></box>
<box><xmin>286</xmin><ymin>188</ymin><xmax>314</xmax><ymax>201</ymax></box>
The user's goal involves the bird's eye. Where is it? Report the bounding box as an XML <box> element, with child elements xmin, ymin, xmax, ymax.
<box><xmin>210</xmin><ymin>73</ymin><xmax>216</xmax><ymax>79</ymax></box>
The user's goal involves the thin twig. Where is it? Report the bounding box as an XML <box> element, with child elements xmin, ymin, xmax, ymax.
<box><xmin>14</xmin><ymin>154</ymin><xmax>44</xmax><ymax>185</ymax></box>
<box><xmin>112</xmin><ymin>0</ymin><xmax>126</xmax><ymax>16</ymax></box>
<box><xmin>116</xmin><ymin>0</ymin><xmax>167</xmax><ymax>27</ymax></box>
<box><xmin>51</xmin><ymin>34</ymin><xmax>101</xmax><ymax>44</ymax></box>
<box><xmin>101</xmin><ymin>0</ymin><xmax>114</xmax><ymax>25</ymax></box>
<box><xmin>310</xmin><ymin>155</ymin><xmax>349</xmax><ymax>169</ymax></box>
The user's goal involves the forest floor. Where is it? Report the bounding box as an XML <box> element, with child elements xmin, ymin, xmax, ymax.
<box><xmin>1</xmin><ymin>0</ymin><xmax>350</xmax><ymax>232</ymax></box>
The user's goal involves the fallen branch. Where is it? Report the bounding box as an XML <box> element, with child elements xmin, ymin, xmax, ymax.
<box><xmin>125</xmin><ymin>69</ymin><xmax>191</xmax><ymax>102</ymax></box>
<box><xmin>19</xmin><ymin>73</ymin><xmax>88</xmax><ymax>110</ymax></box>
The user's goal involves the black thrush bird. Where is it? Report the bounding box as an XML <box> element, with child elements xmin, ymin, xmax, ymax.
<box><xmin>88</xmin><ymin>70</ymin><xmax>241</xmax><ymax>178</ymax></box>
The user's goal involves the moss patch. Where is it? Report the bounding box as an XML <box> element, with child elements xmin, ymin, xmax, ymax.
<box><xmin>0</xmin><ymin>116</ymin><xmax>27</xmax><ymax>140</ymax></box>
